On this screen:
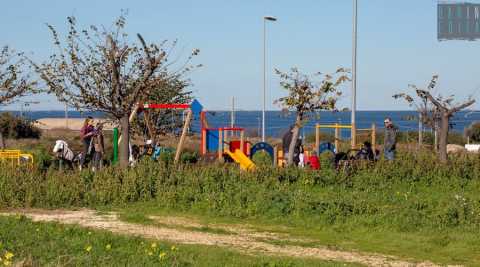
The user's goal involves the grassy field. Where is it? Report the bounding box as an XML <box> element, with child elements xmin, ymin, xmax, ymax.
<box><xmin>0</xmin><ymin>214</ymin><xmax>356</xmax><ymax>267</ymax></box>
<box><xmin>111</xmin><ymin>202</ymin><xmax>480</xmax><ymax>266</ymax></box>
<box><xmin>1</xmin><ymin>131</ymin><xmax>480</xmax><ymax>266</ymax></box>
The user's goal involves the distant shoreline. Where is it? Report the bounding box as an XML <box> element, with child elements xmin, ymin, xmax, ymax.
<box><xmin>4</xmin><ymin>109</ymin><xmax>478</xmax><ymax>112</ymax></box>
<box><xmin>34</xmin><ymin>118</ymin><xmax>114</xmax><ymax>131</ymax></box>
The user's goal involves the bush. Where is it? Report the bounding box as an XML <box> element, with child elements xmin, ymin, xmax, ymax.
<box><xmin>0</xmin><ymin>112</ymin><xmax>41</xmax><ymax>139</ymax></box>
<box><xmin>376</xmin><ymin>130</ymin><xmax>466</xmax><ymax>146</ymax></box>
<box><xmin>1</xmin><ymin>152</ymin><xmax>480</xmax><ymax>231</ymax></box>
<box><xmin>465</xmin><ymin>121</ymin><xmax>480</xmax><ymax>143</ymax></box>
<box><xmin>305</xmin><ymin>131</ymin><xmax>335</xmax><ymax>144</ymax></box>
<box><xmin>180</xmin><ymin>151</ymin><xmax>199</xmax><ymax>164</ymax></box>
<box><xmin>252</xmin><ymin>151</ymin><xmax>273</xmax><ymax>166</ymax></box>
<box><xmin>159</xmin><ymin>150</ymin><xmax>175</xmax><ymax>165</ymax></box>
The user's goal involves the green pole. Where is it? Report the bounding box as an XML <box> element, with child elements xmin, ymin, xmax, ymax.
<box><xmin>113</xmin><ymin>127</ymin><xmax>119</xmax><ymax>165</ymax></box>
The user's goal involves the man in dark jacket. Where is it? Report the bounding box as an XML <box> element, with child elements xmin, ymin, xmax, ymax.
<box><xmin>282</xmin><ymin>125</ymin><xmax>294</xmax><ymax>159</ymax></box>
<box><xmin>383</xmin><ymin>118</ymin><xmax>397</xmax><ymax>160</ymax></box>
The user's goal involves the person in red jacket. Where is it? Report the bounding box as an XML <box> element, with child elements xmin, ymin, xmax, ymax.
<box><xmin>306</xmin><ymin>150</ymin><xmax>320</xmax><ymax>170</ymax></box>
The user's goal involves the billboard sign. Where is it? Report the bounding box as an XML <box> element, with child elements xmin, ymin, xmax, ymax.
<box><xmin>438</xmin><ymin>2</ymin><xmax>480</xmax><ymax>41</ymax></box>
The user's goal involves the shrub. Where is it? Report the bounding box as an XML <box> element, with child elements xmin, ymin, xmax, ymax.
<box><xmin>0</xmin><ymin>112</ymin><xmax>41</xmax><ymax>139</ymax></box>
<box><xmin>305</xmin><ymin>131</ymin><xmax>335</xmax><ymax>144</ymax></box>
<box><xmin>376</xmin><ymin>130</ymin><xmax>466</xmax><ymax>146</ymax></box>
<box><xmin>1</xmin><ymin>152</ymin><xmax>480</xmax><ymax>231</ymax></box>
<box><xmin>180</xmin><ymin>151</ymin><xmax>199</xmax><ymax>164</ymax></box>
<box><xmin>159</xmin><ymin>150</ymin><xmax>175</xmax><ymax>165</ymax></box>
<box><xmin>465</xmin><ymin>121</ymin><xmax>480</xmax><ymax>143</ymax></box>
<box><xmin>252</xmin><ymin>151</ymin><xmax>273</xmax><ymax>166</ymax></box>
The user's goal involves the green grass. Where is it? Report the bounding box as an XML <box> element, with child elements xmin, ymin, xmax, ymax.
<box><xmin>1</xmin><ymin>150</ymin><xmax>480</xmax><ymax>265</ymax></box>
<box><xmin>110</xmin><ymin>202</ymin><xmax>480</xmax><ymax>266</ymax></box>
<box><xmin>0</xmin><ymin>215</ymin><xmax>357</xmax><ymax>267</ymax></box>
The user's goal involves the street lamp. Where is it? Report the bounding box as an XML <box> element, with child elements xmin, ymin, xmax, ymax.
<box><xmin>351</xmin><ymin>0</ymin><xmax>358</xmax><ymax>148</ymax></box>
<box><xmin>263</xmin><ymin>16</ymin><xmax>277</xmax><ymax>142</ymax></box>
<box><xmin>20</xmin><ymin>101</ymin><xmax>40</xmax><ymax>117</ymax></box>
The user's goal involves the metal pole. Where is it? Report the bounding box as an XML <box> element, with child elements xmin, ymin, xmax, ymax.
<box><xmin>231</xmin><ymin>96</ymin><xmax>235</xmax><ymax>137</ymax></box>
<box><xmin>351</xmin><ymin>0</ymin><xmax>358</xmax><ymax>148</ymax></box>
<box><xmin>65</xmin><ymin>103</ymin><xmax>69</xmax><ymax>129</ymax></box>
<box><xmin>262</xmin><ymin>16</ymin><xmax>277</xmax><ymax>142</ymax></box>
<box><xmin>113</xmin><ymin>127</ymin><xmax>119</xmax><ymax>165</ymax></box>
<box><xmin>262</xmin><ymin>19</ymin><xmax>267</xmax><ymax>143</ymax></box>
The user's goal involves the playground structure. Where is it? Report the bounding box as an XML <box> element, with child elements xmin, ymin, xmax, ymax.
<box><xmin>0</xmin><ymin>149</ymin><xmax>34</xmax><ymax>167</ymax></box>
<box><xmin>200</xmin><ymin>110</ymin><xmax>248</xmax><ymax>156</ymax></box>
<box><xmin>114</xmin><ymin>99</ymin><xmax>203</xmax><ymax>164</ymax></box>
<box><xmin>112</xmin><ymin>99</ymin><xmax>380</xmax><ymax>170</ymax></box>
<box><xmin>315</xmin><ymin>123</ymin><xmax>377</xmax><ymax>154</ymax></box>
<box><xmin>198</xmin><ymin>111</ymin><xmax>380</xmax><ymax>169</ymax></box>
<box><xmin>200</xmin><ymin>110</ymin><xmax>256</xmax><ymax>170</ymax></box>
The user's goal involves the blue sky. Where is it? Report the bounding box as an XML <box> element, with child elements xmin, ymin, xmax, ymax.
<box><xmin>2</xmin><ymin>0</ymin><xmax>480</xmax><ymax>111</ymax></box>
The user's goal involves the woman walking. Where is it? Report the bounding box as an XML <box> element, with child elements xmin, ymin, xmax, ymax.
<box><xmin>79</xmin><ymin>116</ymin><xmax>94</xmax><ymax>170</ymax></box>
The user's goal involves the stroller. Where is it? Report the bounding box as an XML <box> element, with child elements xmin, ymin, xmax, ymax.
<box><xmin>334</xmin><ymin>141</ymin><xmax>379</xmax><ymax>173</ymax></box>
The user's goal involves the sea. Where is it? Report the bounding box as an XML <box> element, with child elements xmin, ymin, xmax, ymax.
<box><xmin>4</xmin><ymin>110</ymin><xmax>480</xmax><ymax>138</ymax></box>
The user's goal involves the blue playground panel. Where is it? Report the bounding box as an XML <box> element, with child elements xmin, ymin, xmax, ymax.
<box><xmin>190</xmin><ymin>99</ymin><xmax>203</xmax><ymax>116</ymax></box>
<box><xmin>206</xmin><ymin>130</ymin><xmax>221</xmax><ymax>153</ymax></box>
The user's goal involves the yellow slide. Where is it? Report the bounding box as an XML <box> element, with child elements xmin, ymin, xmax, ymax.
<box><xmin>225</xmin><ymin>149</ymin><xmax>256</xmax><ymax>171</ymax></box>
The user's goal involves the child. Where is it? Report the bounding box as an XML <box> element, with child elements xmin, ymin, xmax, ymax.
<box><xmin>152</xmin><ymin>141</ymin><xmax>162</xmax><ymax>160</ymax></box>
<box><xmin>298</xmin><ymin>145</ymin><xmax>305</xmax><ymax>168</ymax></box>
<box><xmin>307</xmin><ymin>149</ymin><xmax>320</xmax><ymax>170</ymax></box>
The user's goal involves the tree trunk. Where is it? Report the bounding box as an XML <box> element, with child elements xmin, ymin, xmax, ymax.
<box><xmin>0</xmin><ymin>132</ymin><xmax>5</xmax><ymax>149</ymax></box>
<box><xmin>438</xmin><ymin>113</ymin><xmax>449</xmax><ymax>163</ymax></box>
<box><xmin>119</xmin><ymin>115</ymin><xmax>130</xmax><ymax>168</ymax></box>
<box><xmin>287</xmin><ymin>114</ymin><xmax>302</xmax><ymax>166</ymax></box>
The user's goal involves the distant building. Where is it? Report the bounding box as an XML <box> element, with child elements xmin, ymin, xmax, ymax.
<box><xmin>438</xmin><ymin>2</ymin><xmax>480</xmax><ymax>41</ymax></box>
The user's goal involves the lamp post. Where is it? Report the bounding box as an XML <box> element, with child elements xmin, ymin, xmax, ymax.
<box><xmin>65</xmin><ymin>103</ymin><xmax>69</xmax><ymax>129</ymax></box>
<box><xmin>20</xmin><ymin>101</ymin><xmax>40</xmax><ymax>118</ymax></box>
<box><xmin>351</xmin><ymin>0</ymin><xmax>358</xmax><ymax>148</ymax></box>
<box><xmin>263</xmin><ymin>16</ymin><xmax>277</xmax><ymax>142</ymax></box>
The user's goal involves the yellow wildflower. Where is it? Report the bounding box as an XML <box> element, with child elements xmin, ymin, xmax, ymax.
<box><xmin>151</xmin><ymin>242</ymin><xmax>157</xmax><ymax>249</ymax></box>
<box><xmin>170</xmin><ymin>245</ymin><xmax>177</xmax><ymax>251</ymax></box>
<box><xmin>3</xmin><ymin>260</ymin><xmax>11</xmax><ymax>266</ymax></box>
<box><xmin>105</xmin><ymin>244</ymin><xmax>112</xmax><ymax>250</ymax></box>
<box><xmin>87</xmin><ymin>231</ymin><xmax>92</xmax><ymax>235</ymax></box>
<box><xmin>148</xmin><ymin>251</ymin><xmax>153</xmax><ymax>256</ymax></box>
<box><xmin>4</xmin><ymin>252</ymin><xmax>13</xmax><ymax>260</ymax></box>
<box><xmin>85</xmin><ymin>245</ymin><xmax>92</xmax><ymax>252</ymax></box>
<box><xmin>159</xmin><ymin>252</ymin><xmax>167</xmax><ymax>260</ymax></box>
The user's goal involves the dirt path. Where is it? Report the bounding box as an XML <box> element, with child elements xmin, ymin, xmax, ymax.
<box><xmin>0</xmin><ymin>209</ymin><xmax>452</xmax><ymax>267</ymax></box>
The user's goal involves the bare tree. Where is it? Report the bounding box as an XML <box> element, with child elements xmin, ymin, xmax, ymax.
<box><xmin>275</xmin><ymin>67</ymin><xmax>349</xmax><ymax>165</ymax></box>
<box><xmin>394</xmin><ymin>75</ymin><xmax>475</xmax><ymax>163</ymax></box>
<box><xmin>33</xmin><ymin>15</ymin><xmax>199</xmax><ymax>167</ymax></box>
<box><xmin>0</xmin><ymin>46</ymin><xmax>35</xmax><ymax>148</ymax></box>
<box><xmin>394</xmin><ymin>76</ymin><xmax>442</xmax><ymax>148</ymax></box>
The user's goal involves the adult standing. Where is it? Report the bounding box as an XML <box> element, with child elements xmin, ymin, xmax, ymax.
<box><xmin>92</xmin><ymin>122</ymin><xmax>105</xmax><ymax>171</ymax></box>
<box><xmin>383</xmin><ymin>118</ymin><xmax>397</xmax><ymax>161</ymax></box>
<box><xmin>79</xmin><ymin>116</ymin><xmax>95</xmax><ymax>169</ymax></box>
<box><xmin>282</xmin><ymin>125</ymin><xmax>294</xmax><ymax>160</ymax></box>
